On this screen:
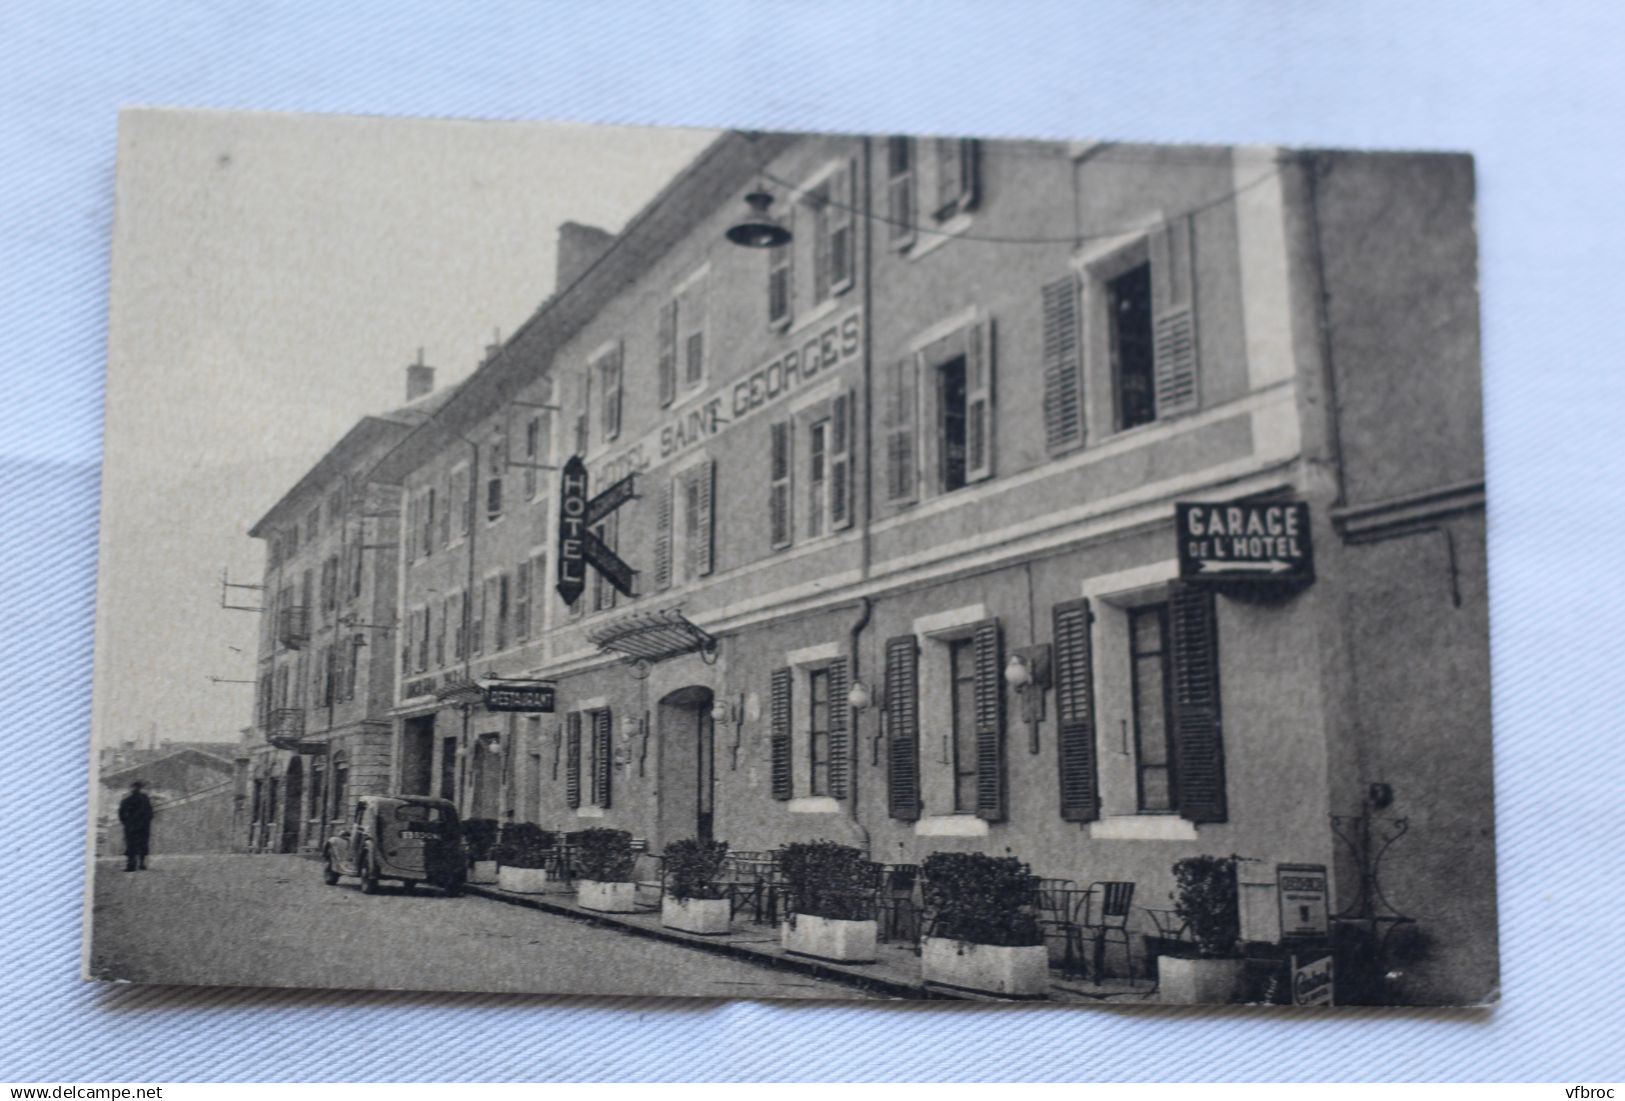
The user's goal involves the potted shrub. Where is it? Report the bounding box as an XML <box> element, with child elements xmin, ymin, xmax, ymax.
<box><xmin>463</xmin><ymin>818</ymin><xmax>500</xmax><ymax>884</ymax></box>
<box><xmin>494</xmin><ymin>822</ymin><xmax>554</xmax><ymax>894</ymax></box>
<box><xmin>778</xmin><ymin>840</ymin><xmax>878</xmax><ymax>963</ymax></box>
<box><xmin>1159</xmin><ymin>854</ymin><xmax>1245</xmax><ymax>1004</ymax></box>
<box><xmin>920</xmin><ymin>852</ymin><xmax>1049</xmax><ymax>998</ymax></box>
<box><xmin>574</xmin><ymin>827</ymin><xmax>638</xmax><ymax>913</ymax></box>
<box><xmin>660</xmin><ymin>838</ymin><xmax>732</xmax><ymax>935</ymax></box>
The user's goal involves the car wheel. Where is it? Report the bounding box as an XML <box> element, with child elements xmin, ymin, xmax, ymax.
<box><xmin>401</xmin><ymin>879</ymin><xmax>416</xmax><ymax>894</ymax></box>
<box><xmin>322</xmin><ymin>851</ymin><xmax>339</xmax><ymax>886</ymax></box>
<box><xmin>359</xmin><ymin>853</ymin><xmax>380</xmax><ymax>895</ymax></box>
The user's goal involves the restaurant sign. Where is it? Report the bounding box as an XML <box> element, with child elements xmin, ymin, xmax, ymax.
<box><xmin>1277</xmin><ymin>863</ymin><xmax>1330</xmax><ymax>939</ymax></box>
<box><xmin>483</xmin><ymin>682</ymin><xmax>556</xmax><ymax>713</ymax></box>
<box><xmin>1177</xmin><ymin>501</ymin><xmax>1313</xmax><ymax>584</ymax></box>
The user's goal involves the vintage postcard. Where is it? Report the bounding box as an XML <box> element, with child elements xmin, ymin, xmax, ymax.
<box><xmin>87</xmin><ymin>108</ymin><xmax>1496</xmax><ymax>1006</ymax></box>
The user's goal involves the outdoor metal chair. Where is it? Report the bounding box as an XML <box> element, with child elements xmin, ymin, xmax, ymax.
<box><xmin>1079</xmin><ymin>881</ymin><xmax>1137</xmax><ymax>983</ymax></box>
<box><xmin>1033</xmin><ymin>879</ymin><xmax>1087</xmax><ymax>977</ymax></box>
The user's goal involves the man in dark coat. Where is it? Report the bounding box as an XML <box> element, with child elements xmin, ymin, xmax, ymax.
<box><xmin>118</xmin><ymin>780</ymin><xmax>154</xmax><ymax>871</ymax></box>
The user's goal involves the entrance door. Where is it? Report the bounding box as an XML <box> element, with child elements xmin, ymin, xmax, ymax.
<box><xmin>657</xmin><ymin>687</ymin><xmax>716</xmax><ymax>849</ymax></box>
<box><xmin>402</xmin><ymin>716</ymin><xmax>435</xmax><ymax>796</ymax></box>
<box><xmin>281</xmin><ymin>758</ymin><xmax>303</xmax><ymax>853</ymax></box>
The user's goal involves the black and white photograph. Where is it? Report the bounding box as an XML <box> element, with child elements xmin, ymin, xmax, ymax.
<box><xmin>85</xmin><ymin>109</ymin><xmax>1496</xmax><ymax>1008</ymax></box>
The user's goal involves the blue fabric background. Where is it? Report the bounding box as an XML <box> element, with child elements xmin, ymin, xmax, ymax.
<box><xmin>3</xmin><ymin>0</ymin><xmax>1622</xmax><ymax>1082</ymax></box>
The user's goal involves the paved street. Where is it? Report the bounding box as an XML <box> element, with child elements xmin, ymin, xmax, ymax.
<box><xmin>88</xmin><ymin>854</ymin><xmax>878</xmax><ymax>1000</ymax></box>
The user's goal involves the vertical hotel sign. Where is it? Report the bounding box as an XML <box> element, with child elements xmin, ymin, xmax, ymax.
<box><xmin>556</xmin><ymin>455</ymin><xmax>638</xmax><ymax>604</ymax></box>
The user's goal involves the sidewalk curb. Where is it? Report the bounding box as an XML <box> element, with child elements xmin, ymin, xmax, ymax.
<box><xmin>465</xmin><ymin>885</ymin><xmax>962</xmax><ymax>1001</ymax></box>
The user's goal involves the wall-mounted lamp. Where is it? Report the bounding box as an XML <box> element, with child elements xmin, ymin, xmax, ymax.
<box><xmin>724</xmin><ymin>189</ymin><xmax>793</xmax><ymax>248</ymax></box>
<box><xmin>846</xmin><ymin>680</ymin><xmax>874</xmax><ymax>713</ymax></box>
<box><xmin>1006</xmin><ymin>644</ymin><xmax>1052</xmax><ymax>752</ymax></box>
<box><xmin>710</xmin><ymin>697</ymin><xmax>734</xmax><ymax>724</ymax></box>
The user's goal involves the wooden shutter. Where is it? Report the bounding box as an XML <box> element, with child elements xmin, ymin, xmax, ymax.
<box><xmin>830</xmin><ymin>157</ymin><xmax>855</xmax><ymax>294</ymax></box>
<box><xmin>768</xmin><ymin>206</ymin><xmax>794</xmax><ymax>326</ymax></box>
<box><xmin>1151</xmin><ymin>215</ymin><xmax>1199</xmax><ymax>418</ymax></box>
<box><xmin>886</xmin><ymin>136</ymin><xmax>914</xmax><ymax>248</ymax></box>
<box><xmin>691</xmin><ymin>458</ymin><xmax>715</xmax><ymax>576</ymax></box>
<box><xmin>830</xmin><ymin>389</ymin><xmax>853</xmax><ymax>530</ymax></box>
<box><xmin>565</xmin><ymin>712</ymin><xmax>582</xmax><ymax>809</ymax></box>
<box><xmin>1052</xmin><ymin>598</ymin><xmax>1100</xmax><ymax>822</ymax></box>
<box><xmin>885</xmin><ymin>634</ymin><xmax>921</xmax><ymax>821</ymax></box>
<box><xmin>1170</xmin><ymin>583</ymin><xmax>1226</xmax><ymax>823</ymax></box>
<box><xmin>770</xmin><ymin>667</ymin><xmax>792</xmax><ymax>800</ymax></box>
<box><xmin>826</xmin><ymin>656</ymin><xmax>849</xmax><ymax>799</ymax></box>
<box><xmin>769</xmin><ymin>419</ymin><xmax>793</xmax><ymax>548</ymax></box>
<box><xmin>658</xmin><ymin>299</ymin><xmax>677</xmax><ymax>406</ymax></box>
<box><xmin>965</xmin><ymin>320</ymin><xmax>994</xmax><ymax>483</ymax></box>
<box><xmin>515</xmin><ymin>561</ymin><xmax>530</xmax><ymax>641</ymax></box>
<box><xmin>935</xmin><ymin>138</ymin><xmax>963</xmax><ymax>218</ymax></box>
<box><xmin>883</xmin><ymin>356</ymin><xmax>918</xmax><ymax>505</ymax></box>
<box><xmin>1041</xmin><ymin>275</ymin><xmax>1084</xmax><ymax>454</ymax></box>
<box><xmin>654</xmin><ymin>476</ymin><xmax>674</xmax><ymax>591</ymax></box>
<box><xmin>972</xmin><ymin>619</ymin><xmax>1006</xmax><ymax>821</ymax></box>
<box><xmin>683</xmin><ymin>279</ymin><xmax>707</xmax><ymax>386</ymax></box>
<box><xmin>593</xmin><ymin>709</ymin><xmax>613</xmax><ymax>809</ymax></box>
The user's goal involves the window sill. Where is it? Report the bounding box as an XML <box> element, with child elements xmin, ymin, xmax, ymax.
<box><xmin>1087</xmin><ymin>815</ymin><xmax>1197</xmax><ymax>841</ymax></box>
<box><xmin>575</xmin><ymin>805</ymin><xmax>605</xmax><ymax>819</ymax></box>
<box><xmin>913</xmin><ymin>815</ymin><xmax>988</xmax><ymax>838</ymax></box>
<box><xmin>787</xmin><ymin>796</ymin><xmax>841</xmax><ymax>815</ymax></box>
<box><xmin>909</xmin><ymin>211</ymin><xmax>974</xmax><ymax>262</ymax></box>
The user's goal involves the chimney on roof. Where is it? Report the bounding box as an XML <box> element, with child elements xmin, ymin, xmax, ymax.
<box><xmin>406</xmin><ymin>347</ymin><xmax>435</xmax><ymax>402</ymax></box>
<box><xmin>557</xmin><ymin>221</ymin><xmax>615</xmax><ymax>292</ymax></box>
<box><xmin>484</xmin><ymin>328</ymin><xmax>503</xmax><ymax>364</ymax></box>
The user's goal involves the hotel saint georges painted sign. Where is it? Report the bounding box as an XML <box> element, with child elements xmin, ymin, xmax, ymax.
<box><xmin>591</xmin><ymin>308</ymin><xmax>863</xmax><ymax>485</ymax></box>
<box><xmin>556</xmin><ymin>455</ymin><xmax>639</xmax><ymax>604</ymax></box>
<box><xmin>1177</xmin><ymin>501</ymin><xmax>1314</xmax><ymax>586</ymax></box>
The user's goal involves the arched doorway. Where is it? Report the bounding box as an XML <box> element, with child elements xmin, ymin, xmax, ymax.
<box><xmin>281</xmin><ymin>757</ymin><xmax>303</xmax><ymax>853</ymax></box>
<box><xmin>657</xmin><ymin>686</ymin><xmax>716</xmax><ymax>849</ymax></box>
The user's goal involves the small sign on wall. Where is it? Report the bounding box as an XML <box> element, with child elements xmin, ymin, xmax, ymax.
<box><xmin>1291</xmin><ymin>953</ymin><xmax>1335</xmax><ymax>1006</ymax></box>
<box><xmin>1278</xmin><ymin>862</ymin><xmax>1330</xmax><ymax>939</ymax></box>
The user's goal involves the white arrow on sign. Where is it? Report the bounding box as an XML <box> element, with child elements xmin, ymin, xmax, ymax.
<box><xmin>1197</xmin><ymin>559</ymin><xmax>1292</xmax><ymax>573</ymax></box>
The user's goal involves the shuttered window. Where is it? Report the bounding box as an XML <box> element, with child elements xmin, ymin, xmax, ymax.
<box><xmin>434</xmin><ymin>597</ymin><xmax>447</xmax><ymax>667</ymax></box>
<box><xmin>829</xmin><ymin>157</ymin><xmax>855</xmax><ymax>295</ymax></box>
<box><xmin>450</xmin><ymin>590</ymin><xmax>465</xmax><ymax>659</ymax></box>
<box><xmin>591</xmin><ymin>515</ymin><xmax>617</xmax><ymax>612</ymax></box>
<box><xmin>1041</xmin><ymin>276</ymin><xmax>1084</xmax><ymax>454</ymax></box>
<box><xmin>770</xmin><ymin>667</ymin><xmax>792</xmax><ymax>800</ymax></box>
<box><xmin>472</xmin><ymin>579</ymin><xmax>487</xmax><ymax>656</ymax></box>
<box><xmin>1053</xmin><ymin>598</ymin><xmax>1100</xmax><ymax>822</ymax></box>
<box><xmin>885</xmin><ymin>634</ymin><xmax>921</xmax><ymax>821</ymax></box>
<box><xmin>933</xmin><ymin>138</ymin><xmax>979</xmax><ymax>220</ymax></box>
<box><xmin>421</xmin><ymin>489</ymin><xmax>435</xmax><ymax>558</ymax></box>
<box><xmin>565</xmin><ymin>712</ymin><xmax>582</xmax><ymax>810</ymax></box>
<box><xmin>654</xmin><ymin>476</ymin><xmax>674</xmax><ymax>591</ymax></box>
<box><xmin>596</xmin><ymin>344</ymin><xmax>623</xmax><ymax>442</ymax></box>
<box><xmin>523</xmin><ymin>416</ymin><xmax>540</xmax><ymax>500</ymax></box>
<box><xmin>826</xmin><ymin>656</ymin><xmax>850</xmax><ymax>799</ymax></box>
<box><xmin>658</xmin><ymin>299</ymin><xmax>678</xmax><ymax>407</ymax></box>
<box><xmin>886</xmin><ymin>136</ymin><xmax>914</xmax><ymax>249</ymax></box>
<box><xmin>1151</xmin><ymin>216</ymin><xmax>1200</xmax><ymax>418</ymax></box>
<box><xmin>592</xmin><ymin>708</ymin><xmax>613</xmax><ymax>808</ymax></box>
<box><xmin>767</xmin><ymin>208</ymin><xmax>793</xmax><ymax>328</ymax></box>
<box><xmin>1169</xmin><ymin>583</ymin><xmax>1226</xmax><ymax>822</ymax></box>
<box><xmin>808</xmin><ymin>666</ymin><xmax>830</xmax><ymax>796</ymax></box>
<box><xmin>830</xmin><ymin>390</ymin><xmax>853</xmax><ymax>530</ymax></box>
<box><xmin>808</xmin><ymin>418</ymin><xmax>828</xmax><ymax>538</ymax></box>
<box><xmin>972</xmin><ymin>620</ymin><xmax>1006</xmax><ymax>821</ymax></box>
<box><xmin>684</xmin><ymin>458</ymin><xmax>715</xmax><ymax>578</ymax></box>
<box><xmin>453</xmin><ymin>465</ymin><xmax>471</xmax><ymax>538</ymax></box>
<box><xmin>965</xmin><ymin>321</ymin><xmax>994</xmax><ymax>483</ymax></box>
<box><xmin>769</xmin><ymin>420</ymin><xmax>793</xmax><ymax>549</ymax></box>
<box><xmin>680</xmin><ymin>278</ymin><xmax>707</xmax><ymax>387</ymax></box>
<box><xmin>883</xmin><ymin>357</ymin><xmax>918</xmax><ymax>506</ymax></box>
<box><xmin>515</xmin><ymin>561</ymin><xmax>531</xmax><ymax>642</ymax></box>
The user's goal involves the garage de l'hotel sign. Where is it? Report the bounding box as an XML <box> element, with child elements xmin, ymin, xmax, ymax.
<box><xmin>1177</xmin><ymin>501</ymin><xmax>1314</xmax><ymax>585</ymax></box>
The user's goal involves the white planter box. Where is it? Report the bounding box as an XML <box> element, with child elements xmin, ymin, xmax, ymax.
<box><xmin>780</xmin><ymin>913</ymin><xmax>878</xmax><ymax>963</ymax></box>
<box><xmin>468</xmin><ymin>859</ymin><xmax>499</xmax><ymax>885</ymax></box>
<box><xmin>577</xmin><ymin>878</ymin><xmax>638</xmax><ymax>913</ymax></box>
<box><xmin>497</xmin><ymin>865</ymin><xmax>550</xmax><ymax>894</ymax></box>
<box><xmin>661</xmin><ymin>895</ymin><xmax>732</xmax><ymax>935</ymax></box>
<box><xmin>1157</xmin><ymin>956</ymin><xmax>1245</xmax><ymax>1004</ymax></box>
<box><xmin>921</xmin><ymin>936</ymin><xmax>1051</xmax><ymax>998</ymax></box>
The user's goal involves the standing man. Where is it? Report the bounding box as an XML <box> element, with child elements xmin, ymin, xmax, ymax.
<box><xmin>118</xmin><ymin>780</ymin><xmax>154</xmax><ymax>871</ymax></box>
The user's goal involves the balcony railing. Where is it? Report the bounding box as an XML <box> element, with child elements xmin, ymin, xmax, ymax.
<box><xmin>277</xmin><ymin>605</ymin><xmax>310</xmax><ymax>649</ymax></box>
<box><xmin>266</xmin><ymin>707</ymin><xmax>323</xmax><ymax>753</ymax></box>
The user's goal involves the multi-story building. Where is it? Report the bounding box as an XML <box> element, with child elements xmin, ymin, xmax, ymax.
<box><xmin>369</xmin><ymin>131</ymin><xmax>1493</xmax><ymax>1005</ymax></box>
<box><xmin>240</xmin><ymin>375</ymin><xmax>445</xmax><ymax>852</ymax></box>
